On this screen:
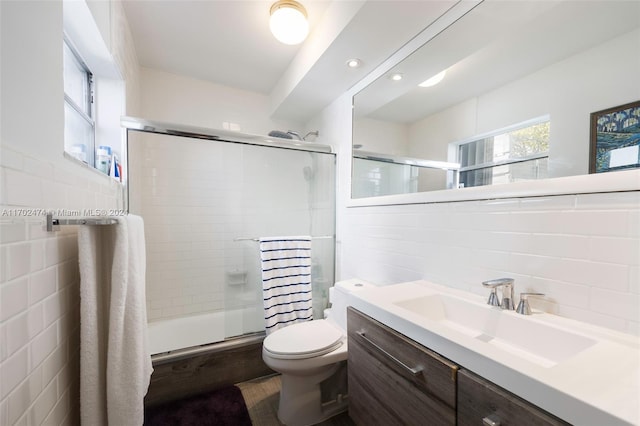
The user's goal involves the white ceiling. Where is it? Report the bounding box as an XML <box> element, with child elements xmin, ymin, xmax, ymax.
<box><xmin>121</xmin><ymin>0</ymin><xmax>459</xmax><ymax>123</ymax></box>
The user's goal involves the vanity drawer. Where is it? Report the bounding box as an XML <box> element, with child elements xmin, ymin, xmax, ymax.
<box><xmin>347</xmin><ymin>307</ymin><xmax>458</xmax><ymax>426</ymax></box>
<box><xmin>458</xmin><ymin>369</ymin><xmax>570</xmax><ymax>426</ymax></box>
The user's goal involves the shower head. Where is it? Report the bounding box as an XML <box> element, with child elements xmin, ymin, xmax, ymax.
<box><xmin>303</xmin><ymin>130</ymin><xmax>319</xmax><ymax>141</ymax></box>
<box><xmin>268</xmin><ymin>130</ymin><xmax>293</xmax><ymax>139</ymax></box>
<box><xmin>271</xmin><ymin>130</ymin><xmax>319</xmax><ymax>142</ymax></box>
<box><xmin>286</xmin><ymin>131</ymin><xmax>303</xmax><ymax>140</ymax></box>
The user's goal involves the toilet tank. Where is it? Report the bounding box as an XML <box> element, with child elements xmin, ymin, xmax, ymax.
<box><xmin>326</xmin><ymin>279</ymin><xmax>376</xmax><ymax>331</ymax></box>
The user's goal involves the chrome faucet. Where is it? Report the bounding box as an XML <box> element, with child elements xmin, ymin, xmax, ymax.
<box><xmin>482</xmin><ymin>278</ymin><xmax>515</xmax><ymax>310</ymax></box>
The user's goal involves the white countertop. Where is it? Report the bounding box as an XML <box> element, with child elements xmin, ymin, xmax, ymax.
<box><xmin>348</xmin><ymin>280</ymin><xmax>640</xmax><ymax>426</ymax></box>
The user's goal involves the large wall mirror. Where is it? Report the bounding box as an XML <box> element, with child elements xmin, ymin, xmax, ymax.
<box><xmin>351</xmin><ymin>0</ymin><xmax>640</xmax><ymax>201</ymax></box>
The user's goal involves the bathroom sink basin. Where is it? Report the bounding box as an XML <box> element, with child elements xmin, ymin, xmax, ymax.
<box><xmin>394</xmin><ymin>294</ymin><xmax>596</xmax><ymax>367</ymax></box>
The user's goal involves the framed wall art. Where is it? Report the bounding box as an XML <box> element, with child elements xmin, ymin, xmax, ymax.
<box><xmin>589</xmin><ymin>100</ymin><xmax>640</xmax><ymax>174</ymax></box>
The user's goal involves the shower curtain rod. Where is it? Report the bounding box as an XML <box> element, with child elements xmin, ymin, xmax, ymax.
<box><xmin>234</xmin><ymin>235</ymin><xmax>334</xmax><ymax>242</ymax></box>
<box><xmin>121</xmin><ymin>116</ymin><xmax>333</xmax><ymax>154</ymax></box>
<box><xmin>46</xmin><ymin>213</ymin><xmax>119</xmax><ymax>232</ymax></box>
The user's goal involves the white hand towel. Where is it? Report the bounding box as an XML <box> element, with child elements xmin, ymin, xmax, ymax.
<box><xmin>78</xmin><ymin>214</ymin><xmax>153</xmax><ymax>426</ymax></box>
<box><xmin>78</xmin><ymin>222</ymin><xmax>109</xmax><ymax>425</ymax></box>
<box><xmin>260</xmin><ymin>236</ymin><xmax>313</xmax><ymax>334</ymax></box>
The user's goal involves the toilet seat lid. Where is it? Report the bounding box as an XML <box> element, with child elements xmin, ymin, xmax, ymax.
<box><xmin>264</xmin><ymin>320</ymin><xmax>344</xmax><ymax>359</ymax></box>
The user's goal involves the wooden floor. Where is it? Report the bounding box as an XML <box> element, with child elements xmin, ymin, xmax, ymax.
<box><xmin>237</xmin><ymin>375</ymin><xmax>355</xmax><ymax>426</ymax></box>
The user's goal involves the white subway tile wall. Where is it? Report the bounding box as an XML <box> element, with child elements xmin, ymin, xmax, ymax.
<box><xmin>1</xmin><ymin>146</ymin><xmax>123</xmax><ymax>424</ymax></box>
<box><xmin>341</xmin><ymin>191</ymin><xmax>640</xmax><ymax>335</ymax></box>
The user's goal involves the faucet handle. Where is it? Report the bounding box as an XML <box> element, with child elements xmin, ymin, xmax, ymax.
<box><xmin>516</xmin><ymin>292</ymin><xmax>545</xmax><ymax>315</ymax></box>
<box><xmin>486</xmin><ymin>287</ymin><xmax>501</xmax><ymax>307</ymax></box>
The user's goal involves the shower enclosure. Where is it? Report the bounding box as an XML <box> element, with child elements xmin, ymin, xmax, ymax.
<box><xmin>124</xmin><ymin>118</ymin><xmax>336</xmax><ymax>355</ymax></box>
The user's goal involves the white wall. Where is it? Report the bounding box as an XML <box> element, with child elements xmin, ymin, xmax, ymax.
<box><xmin>352</xmin><ymin>117</ymin><xmax>408</xmax><ymax>154</ymax></box>
<box><xmin>323</xmin><ymin>87</ymin><xmax>640</xmax><ymax>336</ymax></box>
<box><xmin>139</xmin><ymin>67</ymin><xmax>304</xmax><ymax>136</ymax></box>
<box><xmin>0</xmin><ymin>1</ymin><xmax>139</xmax><ymax>424</ymax></box>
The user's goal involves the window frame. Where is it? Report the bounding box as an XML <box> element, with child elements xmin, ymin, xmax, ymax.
<box><xmin>63</xmin><ymin>35</ymin><xmax>96</xmax><ymax>166</ymax></box>
<box><xmin>451</xmin><ymin>115</ymin><xmax>550</xmax><ymax>188</ymax></box>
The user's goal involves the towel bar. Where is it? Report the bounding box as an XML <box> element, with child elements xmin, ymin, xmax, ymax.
<box><xmin>233</xmin><ymin>235</ymin><xmax>334</xmax><ymax>242</ymax></box>
<box><xmin>46</xmin><ymin>213</ymin><xmax>120</xmax><ymax>232</ymax></box>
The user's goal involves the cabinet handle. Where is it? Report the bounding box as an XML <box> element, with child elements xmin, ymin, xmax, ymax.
<box><xmin>482</xmin><ymin>415</ymin><xmax>501</xmax><ymax>426</ymax></box>
<box><xmin>356</xmin><ymin>331</ymin><xmax>423</xmax><ymax>375</ymax></box>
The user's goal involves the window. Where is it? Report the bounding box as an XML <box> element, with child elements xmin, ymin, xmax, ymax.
<box><xmin>455</xmin><ymin>118</ymin><xmax>550</xmax><ymax>188</ymax></box>
<box><xmin>63</xmin><ymin>38</ymin><xmax>95</xmax><ymax>166</ymax></box>
<box><xmin>62</xmin><ymin>0</ymin><xmax>126</xmax><ymax>182</ymax></box>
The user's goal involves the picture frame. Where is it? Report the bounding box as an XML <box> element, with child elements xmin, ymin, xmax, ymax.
<box><xmin>589</xmin><ymin>100</ymin><xmax>640</xmax><ymax>174</ymax></box>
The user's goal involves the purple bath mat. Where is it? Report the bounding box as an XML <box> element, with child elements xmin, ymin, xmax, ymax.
<box><xmin>144</xmin><ymin>385</ymin><xmax>252</xmax><ymax>426</ymax></box>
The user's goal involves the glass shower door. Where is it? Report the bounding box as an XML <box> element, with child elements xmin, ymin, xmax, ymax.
<box><xmin>225</xmin><ymin>144</ymin><xmax>336</xmax><ymax>338</ymax></box>
<box><xmin>128</xmin><ymin>130</ymin><xmax>335</xmax><ymax>353</ymax></box>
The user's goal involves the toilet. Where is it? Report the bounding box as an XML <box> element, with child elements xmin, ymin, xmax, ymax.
<box><xmin>262</xmin><ymin>279</ymin><xmax>374</xmax><ymax>426</ymax></box>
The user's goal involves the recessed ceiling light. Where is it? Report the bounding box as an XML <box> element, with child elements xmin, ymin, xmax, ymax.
<box><xmin>346</xmin><ymin>58</ymin><xmax>362</xmax><ymax>68</ymax></box>
<box><xmin>389</xmin><ymin>73</ymin><xmax>403</xmax><ymax>81</ymax></box>
<box><xmin>418</xmin><ymin>70</ymin><xmax>447</xmax><ymax>87</ymax></box>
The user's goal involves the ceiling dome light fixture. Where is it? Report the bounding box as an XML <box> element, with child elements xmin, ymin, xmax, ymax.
<box><xmin>389</xmin><ymin>73</ymin><xmax>403</xmax><ymax>81</ymax></box>
<box><xmin>270</xmin><ymin>0</ymin><xmax>309</xmax><ymax>45</ymax></box>
<box><xmin>418</xmin><ymin>70</ymin><xmax>447</xmax><ymax>88</ymax></box>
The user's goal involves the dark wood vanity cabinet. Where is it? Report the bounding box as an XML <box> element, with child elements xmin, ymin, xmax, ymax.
<box><xmin>347</xmin><ymin>307</ymin><xmax>571</xmax><ymax>426</ymax></box>
<box><xmin>347</xmin><ymin>307</ymin><xmax>458</xmax><ymax>426</ymax></box>
<box><xmin>457</xmin><ymin>369</ymin><xmax>570</xmax><ymax>426</ymax></box>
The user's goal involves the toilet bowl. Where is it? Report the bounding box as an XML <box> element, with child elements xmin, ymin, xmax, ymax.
<box><xmin>262</xmin><ymin>279</ymin><xmax>374</xmax><ymax>426</ymax></box>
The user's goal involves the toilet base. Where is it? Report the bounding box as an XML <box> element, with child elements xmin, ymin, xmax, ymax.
<box><xmin>277</xmin><ymin>364</ymin><xmax>347</xmax><ymax>426</ymax></box>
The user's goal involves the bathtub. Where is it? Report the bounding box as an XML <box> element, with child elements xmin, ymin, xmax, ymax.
<box><xmin>147</xmin><ymin>308</ymin><xmax>265</xmax><ymax>355</ymax></box>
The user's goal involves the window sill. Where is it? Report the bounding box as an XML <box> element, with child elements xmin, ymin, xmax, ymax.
<box><xmin>63</xmin><ymin>151</ymin><xmax>124</xmax><ymax>185</ymax></box>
